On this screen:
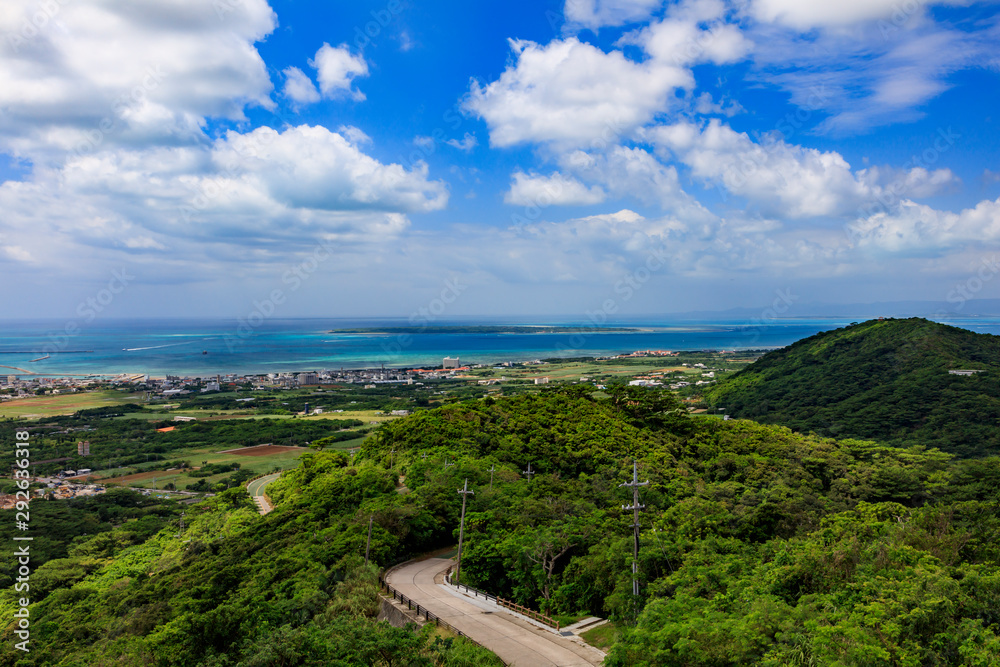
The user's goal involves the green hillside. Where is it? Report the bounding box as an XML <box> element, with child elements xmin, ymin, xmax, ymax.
<box><xmin>705</xmin><ymin>318</ymin><xmax>1000</xmax><ymax>457</ymax></box>
<box><xmin>5</xmin><ymin>388</ymin><xmax>999</xmax><ymax>666</ymax></box>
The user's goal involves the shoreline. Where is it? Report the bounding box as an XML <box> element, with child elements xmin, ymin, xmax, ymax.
<box><xmin>7</xmin><ymin>347</ymin><xmax>783</xmax><ymax>382</ymax></box>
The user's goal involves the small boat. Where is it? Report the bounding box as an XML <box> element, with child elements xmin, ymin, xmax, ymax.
<box><xmin>202</xmin><ymin>350</ymin><xmax>208</xmax><ymax>355</ymax></box>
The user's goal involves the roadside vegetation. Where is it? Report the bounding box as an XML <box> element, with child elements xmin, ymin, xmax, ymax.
<box><xmin>3</xmin><ymin>382</ymin><xmax>998</xmax><ymax>665</ymax></box>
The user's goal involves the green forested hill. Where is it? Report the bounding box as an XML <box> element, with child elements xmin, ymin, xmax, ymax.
<box><xmin>705</xmin><ymin>318</ymin><xmax>1000</xmax><ymax>456</ymax></box>
<box><xmin>3</xmin><ymin>388</ymin><xmax>1000</xmax><ymax>666</ymax></box>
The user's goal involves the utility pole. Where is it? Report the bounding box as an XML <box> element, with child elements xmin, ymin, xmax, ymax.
<box><xmin>455</xmin><ymin>478</ymin><xmax>474</xmax><ymax>585</ymax></box>
<box><xmin>522</xmin><ymin>462</ymin><xmax>534</xmax><ymax>481</ymax></box>
<box><xmin>364</xmin><ymin>514</ymin><xmax>374</xmax><ymax>564</ymax></box>
<box><xmin>488</xmin><ymin>464</ymin><xmax>496</xmax><ymax>489</ymax></box>
<box><xmin>444</xmin><ymin>459</ymin><xmax>455</xmax><ymax>471</ymax></box>
<box><xmin>619</xmin><ymin>460</ymin><xmax>649</xmax><ymax>618</ymax></box>
<box><xmin>389</xmin><ymin>448</ymin><xmax>396</xmax><ymax>469</ymax></box>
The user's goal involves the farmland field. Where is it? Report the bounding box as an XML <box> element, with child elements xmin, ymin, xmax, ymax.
<box><xmin>0</xmin><ymin>390</ymin><xmax>145</xmax><ymax>418</ymax></box>
<box><xmin>97</xmin><ymin>441</ymin><xmax>316</xmax><ymax>490</ymax></box>
<box><xmin>221</xmin><ymin>444</ymin><xmax>306</xmax><ymax>456</ymax></box>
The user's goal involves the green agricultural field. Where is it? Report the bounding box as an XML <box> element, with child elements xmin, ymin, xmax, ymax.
<box><xmin>112</xmin><ymin>409</ymin><xmax>399</xmax><ymax>424</ymax></box>
<box><xmin>0</xmin><ymin>390</ymin><xmax>146</xmax><ymax>419</ymax></box>
<box><xmin>465</xmin><ymin>354</ymin><xmax>750</xmax><ymax>384</ymax></box>
<box><xmin>301</xmin><ymin>409</ymin><xmax>398</xmax><ymax>423</ymax></box>
<box><xmin>99</xmin><ymin>442</ymin><xmax>315</xmax><ymax>490</ymax></box>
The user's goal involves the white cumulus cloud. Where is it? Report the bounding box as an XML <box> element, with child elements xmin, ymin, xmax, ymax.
<box><xmin>282</xmin><ymin>67</ymin><xmax>321</xmax><ymax>106</ymax></box>
<box><xmin>465</xmin><ymin>37</ymin><xmax>691</xmax><ymax>150</ymax></box>
<box><xmin>848</xmin><ymin>197</ymin><xmax>1000</xmax><ymax>253</ymax></box>
<box><xmin>0</xmin><ymin>0</ymin><xmax>277</xmax><ymax>160</ymax></box>
<box><xmin>749</xmin><ymin>0</ymin><xmax>970</xmax><ymax>29</ymax></box>
<box><xmin>564</xmin><ymin>0</ymin><xmax>664</xmax><ymax>30</ymax></box>
<box><xmin>505</xmin><ymin>171</ymin><xmax>606</xmax><ymax>206</ymax></box>
<box><xmin>210</xmin><ymin>125</ymin><xmax>448</xmax><ymax>213</ymax></box>
<box><xmin>0</xmin><ymin>124</ymin><xmax>449</xmax><ymax>282</ymax></box>
<box><xmin>650</xmin><ymin>119</ymin><xmax>957</xmax><ymax>218</ymax></box>
<box><xmin>446</xmin><ymin>133</ymin><xmax>479</xmax><ymax>152</ymax></box>
<box><xmin>310</xmin><ymin>43</ymin><xmax>369</xmax><ymax>101</ymax></box>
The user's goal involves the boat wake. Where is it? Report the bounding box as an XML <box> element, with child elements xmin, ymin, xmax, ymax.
<box><xmin>122</xmin><ymin>343</ymin><xmax>189</xmax><ymax>352</ymax></box>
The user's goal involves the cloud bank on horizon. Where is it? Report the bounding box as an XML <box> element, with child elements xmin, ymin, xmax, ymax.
<box><xmin>0</xmin><ymin>0</ymin><xmax>998</xmax><ymax>318</ymax></box>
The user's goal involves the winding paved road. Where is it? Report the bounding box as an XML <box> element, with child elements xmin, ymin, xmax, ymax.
<box><xmin>246</xmin><ymin>472</ymin><xmax>281</xmax><ymax>514</ymax></box>
<box><xmin>386</xmin><ymin>558</ymin><xmax>605</xmax><ymax>667</ymax></box>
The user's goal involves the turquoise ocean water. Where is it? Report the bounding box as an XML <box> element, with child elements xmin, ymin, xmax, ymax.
<box><xmin>2</xmin><ymin>317</ymin><xmax>999</xmax><ymax>378</ymax></box>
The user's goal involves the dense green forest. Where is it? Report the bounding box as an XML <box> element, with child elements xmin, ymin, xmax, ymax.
<box><xmin>705</xmin><ymin>318</ymin><xmax>1000</xmax><ymax>457</ymax></box>
<box><xmin>3</xmin><ymin>386</ymin><xmax>999</xmax><ymax>665</ymax></box>
<box><xmin>0</xmin><ymin>489</ymin><xmax>180</xmax><ymax>591</ymax></box>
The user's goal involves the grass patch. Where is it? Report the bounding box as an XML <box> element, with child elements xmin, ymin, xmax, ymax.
<box><xmin>581</xmin><ymin>622</ymin><xmax>618</xmax><ymax>651</ymax></box>
<box><xmin>0</xmin><ymin>390</ymin><xmax>145</xmax><ymax>418</ymax></box>
<box><xmin>552</xmin><ymin>612</ymin><xmax>592</xmax><ymax>627</ymax></box>
<box><xmin>97</xmin><ymin>443</ymin><xmax>309</xmax><ymax>490</ymax></box>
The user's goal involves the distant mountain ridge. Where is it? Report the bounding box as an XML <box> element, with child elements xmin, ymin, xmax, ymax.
<box><xmin>705</xmin><ymin>317</ymin><xmax>1000</xmax><ymax>457</ymax></box>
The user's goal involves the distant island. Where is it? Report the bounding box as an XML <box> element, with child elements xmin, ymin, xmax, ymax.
<box><xmin>327</xmin><ymin>325</ymin><xmax>641</xmax><ymax>334</ymax></box>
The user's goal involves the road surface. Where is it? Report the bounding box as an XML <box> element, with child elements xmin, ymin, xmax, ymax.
<box><xmin>246</xmin><ymin>472</ymin><xmax>281</xmax><ymax>514</ymax></box>
<box><xmin>386</xmin><ymin>558</ymin><xmax>605</xmax><ymax>667</ymax></box>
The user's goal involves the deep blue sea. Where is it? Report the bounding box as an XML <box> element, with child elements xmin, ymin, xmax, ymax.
<box><xmin>2</xmin><ymin>316</ymin><xmax>1000</xmax><ymax>378</ymax></box>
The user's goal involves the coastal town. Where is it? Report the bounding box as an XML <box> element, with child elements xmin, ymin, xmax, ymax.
<box><xmin>0</xmin><ymin>349</ymin><xmax>738</xmax><ymax>400</ymax></box>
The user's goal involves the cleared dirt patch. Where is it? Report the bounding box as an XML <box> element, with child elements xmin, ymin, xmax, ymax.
<box><xmin>97</xmin><ymin>470</ymin><xmax>165</xmax><ymax>484</ymax></box>
<box><xmin>222</xmin><ymin>444</ymin><xmax>306</xmax><ymax>457</ymax></box>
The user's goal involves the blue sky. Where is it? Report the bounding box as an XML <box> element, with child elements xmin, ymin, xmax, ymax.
<box><xmin>1</xmin><ymin>0</ymin><xmax>999</xmax><ymax>321</ymax></box>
